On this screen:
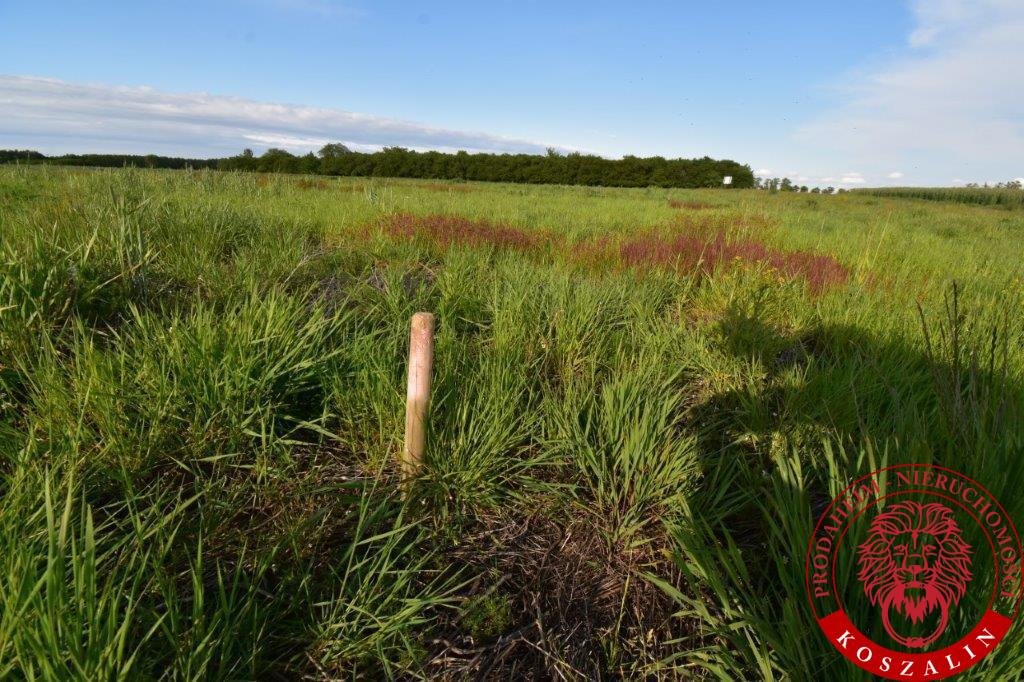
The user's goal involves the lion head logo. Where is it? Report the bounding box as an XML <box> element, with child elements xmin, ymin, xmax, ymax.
<box><xmin>856</xmin><ymin>500</ymin><xmax>973</xmax><ymax>648</ymax></box>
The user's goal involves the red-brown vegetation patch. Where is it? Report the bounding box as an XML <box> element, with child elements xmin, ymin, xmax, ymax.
<box><xmin>568</xmin><ymin>236</ymin><xmax>616</xmax><ymax>269</ymax></box>
<box><xmin>413</xmin><ymin>182</ymin><xmax>475</xmax><ymax>193</ymax></box>
<box><xmin>383</xmin><ymin>213</ymin><xmax>543</xmax><ymax>251</ymax></box>
<box><xmin>616</xmin><ymin>230</ymin><xmax>849</xmax><ymax>293</ymax></box>
<box><xmin>668</xmin><ymin>199</ymin><xmax>716</xmax><ymax>210</ymax></box>
<box><xmin>375</xmin><ymin>213</ymin><xmax>848</xmax><ymax>294</ymax></box>
<box><xmin>666</xmin><ymin>212</ymin><xmax>776</xmax><ymax>239</ymax></box>
<box><xmin>863</xmin><ymin>271</ymin><xmax>898</xmax><ymax>295</ymax></box>
<box><xmin>295</xmin><ymin>177</ymin><xmax>331</xmax><ymax>190</ymax></box>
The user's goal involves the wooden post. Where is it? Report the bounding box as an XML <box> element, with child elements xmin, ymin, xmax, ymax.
<box><xmin>402</xmin><ymin>312</ymin><xmax>435</xmax><ymax>482</ymax></box>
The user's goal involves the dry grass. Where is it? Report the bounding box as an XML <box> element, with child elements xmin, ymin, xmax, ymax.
<box><xmin>668</xmin><ymin>199</ymin><xmax>716</xmax><ymax>210</ymax></box>
<box><xmin>296</xmin><ymin>177</ymin><xmax>332</xmax><ymax>191</ymax></box>
<box><xmin>427</xmin><ymin>509</ymin><xmax>685</xmax><ymax>680</ymax></box>
<box><xmin>413</xmin><ymin>182</ymin><xmax>475</xmax><ymax>193</ymax></box>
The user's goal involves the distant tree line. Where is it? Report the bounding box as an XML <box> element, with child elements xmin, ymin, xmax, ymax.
<box><xmin>0</xmin><ymin>150</ymin><xmax>47</xmax><ymax>163</ymax></box>
<box><xmin>0</xmin><ymin>145</ymin><xmax>755</xmax><ymax>189</ymax></box>
<box><xmin>755</xmin><ymin>177</ymin><xmax>840</xmax><ymax>194</ymax></box>
<box><xmin>217</xmin><ymin>144</ymin><xmax>755</xmax><ymax>188</ymax></box>
<box><xmin>0</xmin><ymin>149</ymin><xmax>219</xmax><ymax>169</ymax></box>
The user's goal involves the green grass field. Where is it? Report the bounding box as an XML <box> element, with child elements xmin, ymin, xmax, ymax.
<box><xmin>1</xmin><ymin>165</ymin><xmax>1022</xmax><ymax>679</ymax></box>
<box><xmin>857</xmin><ymin>185</ymin><xmax>1024</xmax><ymax>209</ymax></box>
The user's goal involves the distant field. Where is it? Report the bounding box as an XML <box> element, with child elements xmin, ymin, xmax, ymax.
<box><xmin>857</xmin><ymin>185</ymin><xmax>1024</xmax><ymax>208</ymax></box>
<box><xmin>2</xmin><ymin>166</ymin><xmax>1022</xmax><ymax>679</ymax></box>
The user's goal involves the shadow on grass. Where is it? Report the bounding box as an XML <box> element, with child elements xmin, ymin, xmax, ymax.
<box><xmin>674</xmin><ymin>286</ymin><xmax>1024</xmax><ymax>671</ymax></box>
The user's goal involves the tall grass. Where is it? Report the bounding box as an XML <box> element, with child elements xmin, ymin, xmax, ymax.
<box><xmin>857</xmin><ymin>186</ymin><xmax>1024</xmax><ymax>208</ymax></box>
<box><xmin>1</xmin><ymin>165</ymin><xmax>1022</xmax><ymax>679</ymax></box>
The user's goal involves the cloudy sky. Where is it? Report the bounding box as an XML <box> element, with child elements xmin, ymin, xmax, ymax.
<box><xmin>1</xmin><ymin>1</ymin><xmax>1021</xmax><ymax>187</ymax></box>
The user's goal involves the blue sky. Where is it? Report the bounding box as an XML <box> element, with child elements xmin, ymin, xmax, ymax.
<box><xmin>1</xmin><ymin>1</ymin><xmax>1022</xmax><ymax>186</ymax></box>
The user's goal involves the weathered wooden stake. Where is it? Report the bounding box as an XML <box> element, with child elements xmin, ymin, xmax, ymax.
<box><xmin>402</xmin><ymin>312</ymin><xmax>435</xmax><ymax>482</ymax></box>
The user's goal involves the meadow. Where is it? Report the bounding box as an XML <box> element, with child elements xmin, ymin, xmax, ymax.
<box><xmin>857</xmin><ymin>185</ymin><xmax>1024</xmax><ymax>209</ymax></box>
<box><xmin>1</xmin><ymin>165</ymin><xmax>1022</xmax><ymax>680</ymax></box>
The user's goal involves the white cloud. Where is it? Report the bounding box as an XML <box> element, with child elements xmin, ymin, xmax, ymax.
<box><xmin>754</xmin><ymin>168</ymin><xmax>773</xmax><ymax>176</ymax></box>
<box><xmin>241</xmin><ymin>132</ymin><xmax>332</xmax><ymax>149</ymax></box>
<box><xmin>887</xmin><ymin>171</ymin><xmax>904</xmax><ymax>179</ymax></box>
<box><xmin>838</xmin><ymin>172</ymin><xmax>866</xmax><ymax>185</ymax></box>
<box><xmin>0</xmin><ymin>75</ymin><xmax>570</xmax><ymax>157</ymax></box>
<box><xmin>907</xmin><ymin>0</ymin><xmax>1016</xmax><ymax>47</ymax></box>
<box><xmin>796</xmin><ymin>0</ymin><xmax>1024</xmax><ymax>185</ymax></box>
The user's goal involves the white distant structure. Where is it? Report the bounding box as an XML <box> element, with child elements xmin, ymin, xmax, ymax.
<box><xmin>723</xmin><ymin>176</ymin><xmax>733</xmax><ymax>186</ymax></box>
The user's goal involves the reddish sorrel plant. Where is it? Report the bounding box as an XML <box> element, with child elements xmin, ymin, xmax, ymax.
<box><xmin>379</xmin><ymin>214</ymin><xmax>847</xmax><ymax>294</ymax></box>
<box><xmin>568</xmin><ymin>236</ymin><xmax>617</xmax><ymax>269</ymax></box>
<box><xmin>668</xmin><ymin>199</ymin><xmax>715</xmax><ymax>210</ymax></box>
<box><xmin>382</xmin><ymin>213</ymin><xmax>541</xmax><ymax>251</ymax></box>
<box><xmin>616</xmin><ymin>230</ymin><xmax>849</xmax><ymax>294</ymax></box>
